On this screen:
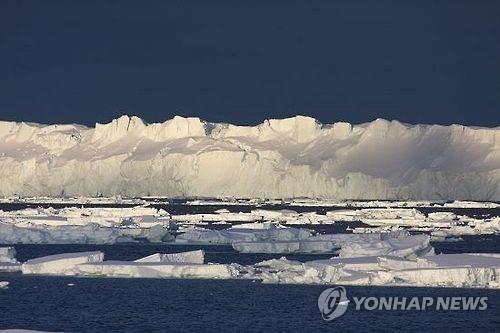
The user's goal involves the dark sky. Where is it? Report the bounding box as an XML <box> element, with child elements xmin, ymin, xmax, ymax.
<box><xmin>1</xmin><ymin>1</ymin><xmax>499</xmax><ymax>127</ymax></box>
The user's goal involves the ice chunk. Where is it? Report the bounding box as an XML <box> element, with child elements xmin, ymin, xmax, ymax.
<box><xmin>134</xmin><ymin>250</ymin><xmax>205</xmax><ymax>264</ymax></box>
<box><xmin>0</xmin><ymin>247</ymin><xmax>18</xmax><ymax>263</ymax></box>
<box><xmin>0</xmin><ymin>262</ymin><xmax>22</xmax><ymax>272</ymax></box>
<box><xmin>22</xmin><ymin>251</ymin><xmax>104</xmax><ymax>275</ymax></box>
<box><xmin>0</xmin><ymin>281</ymin><xmax>9</xmax><ymax>289</ymax></box>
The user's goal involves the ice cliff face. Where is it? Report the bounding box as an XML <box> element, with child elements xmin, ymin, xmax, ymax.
<box><xmin>0</xmin><ymin>115</ymin><xmax>498</xmax><ymax>200</ymax></box>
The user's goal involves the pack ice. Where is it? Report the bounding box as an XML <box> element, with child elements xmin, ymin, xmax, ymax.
<box><xmin>0</xmin><ymin>115</ymin><xmax>498</xmax><ymax>200</ymax></box>
<box><xmin>0</xmin><ymin>205</ymin><xmax>174</xmax><ymax>244</ymax></box>
<box><xmin>21</xmin><ymin>250</ymin><xmax>240</xmax><ymax>279</ymax></box>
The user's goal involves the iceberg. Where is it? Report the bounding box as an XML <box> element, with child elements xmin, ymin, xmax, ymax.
<box><xmin>0</xmin><ymin>115</ymin><xmax>498</xmax><ymax>200</ymax></box>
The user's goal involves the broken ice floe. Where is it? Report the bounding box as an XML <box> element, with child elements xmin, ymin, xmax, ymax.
<box><xmin>13</xmin><ymin>249</ymin><xmax>500</xmax><ymax>288</ymax></box>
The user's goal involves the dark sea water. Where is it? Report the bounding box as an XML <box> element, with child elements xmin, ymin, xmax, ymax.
<box><xmin>0</xmin><ymin>275</ymin><xmax>498</xmax><ymax>333</ymax></box>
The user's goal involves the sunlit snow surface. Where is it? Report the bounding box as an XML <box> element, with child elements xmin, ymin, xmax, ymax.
<box><xmin>0</xmin><ymin>115</ymin><xmax>499</xmax><ymax>200</ymax></box>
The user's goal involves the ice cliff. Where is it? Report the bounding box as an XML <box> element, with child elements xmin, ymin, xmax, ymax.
<box><xmin>0</xmin><ymin>115</ymin><xmax>498</xmax><ymax>200</ymax></box>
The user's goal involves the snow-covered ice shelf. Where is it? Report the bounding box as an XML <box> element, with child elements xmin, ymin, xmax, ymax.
<box><xmin>0</xmin><ymin>115</ymin><xmax>498</xmax><ymax>200</ymax></box>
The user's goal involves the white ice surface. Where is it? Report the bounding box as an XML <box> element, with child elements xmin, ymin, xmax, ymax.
<box><xmin>22</xmin><ymin>251</ymin><xmax>104</xmax><ymax>275</ymax></box>
<box><xmin>0</xmin><ymin>115</ymin><xmax>498</xmax><ymax>200</ymax></box>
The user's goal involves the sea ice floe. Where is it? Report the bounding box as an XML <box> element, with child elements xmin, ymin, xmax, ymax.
<box><xmin>22</xmin><ymin>251</ymin><xmax>104</xmax><ymax>275</ymax></box>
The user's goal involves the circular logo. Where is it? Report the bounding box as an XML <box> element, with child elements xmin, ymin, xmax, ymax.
<box><xmin>318</xmin><ymin>286</ymin><xmax>349</xmax><ymax>321</ymax></box>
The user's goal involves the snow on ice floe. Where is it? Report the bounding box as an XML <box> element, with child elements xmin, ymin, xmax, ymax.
<box><xmin>22</xmin><ymin>251</ymin><xmax>104</xmax><ymax>275</ymax></box>
<box><xmin>0</xmin><ymin>116</ymin><xmax>499</xmax><ymax>200</ymax></box>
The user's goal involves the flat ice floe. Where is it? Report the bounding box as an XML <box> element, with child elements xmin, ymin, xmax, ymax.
<box><xmin>22</xmin><ymin>251</ymin><xmax>104</xmax><ymax>275</ymax></box>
